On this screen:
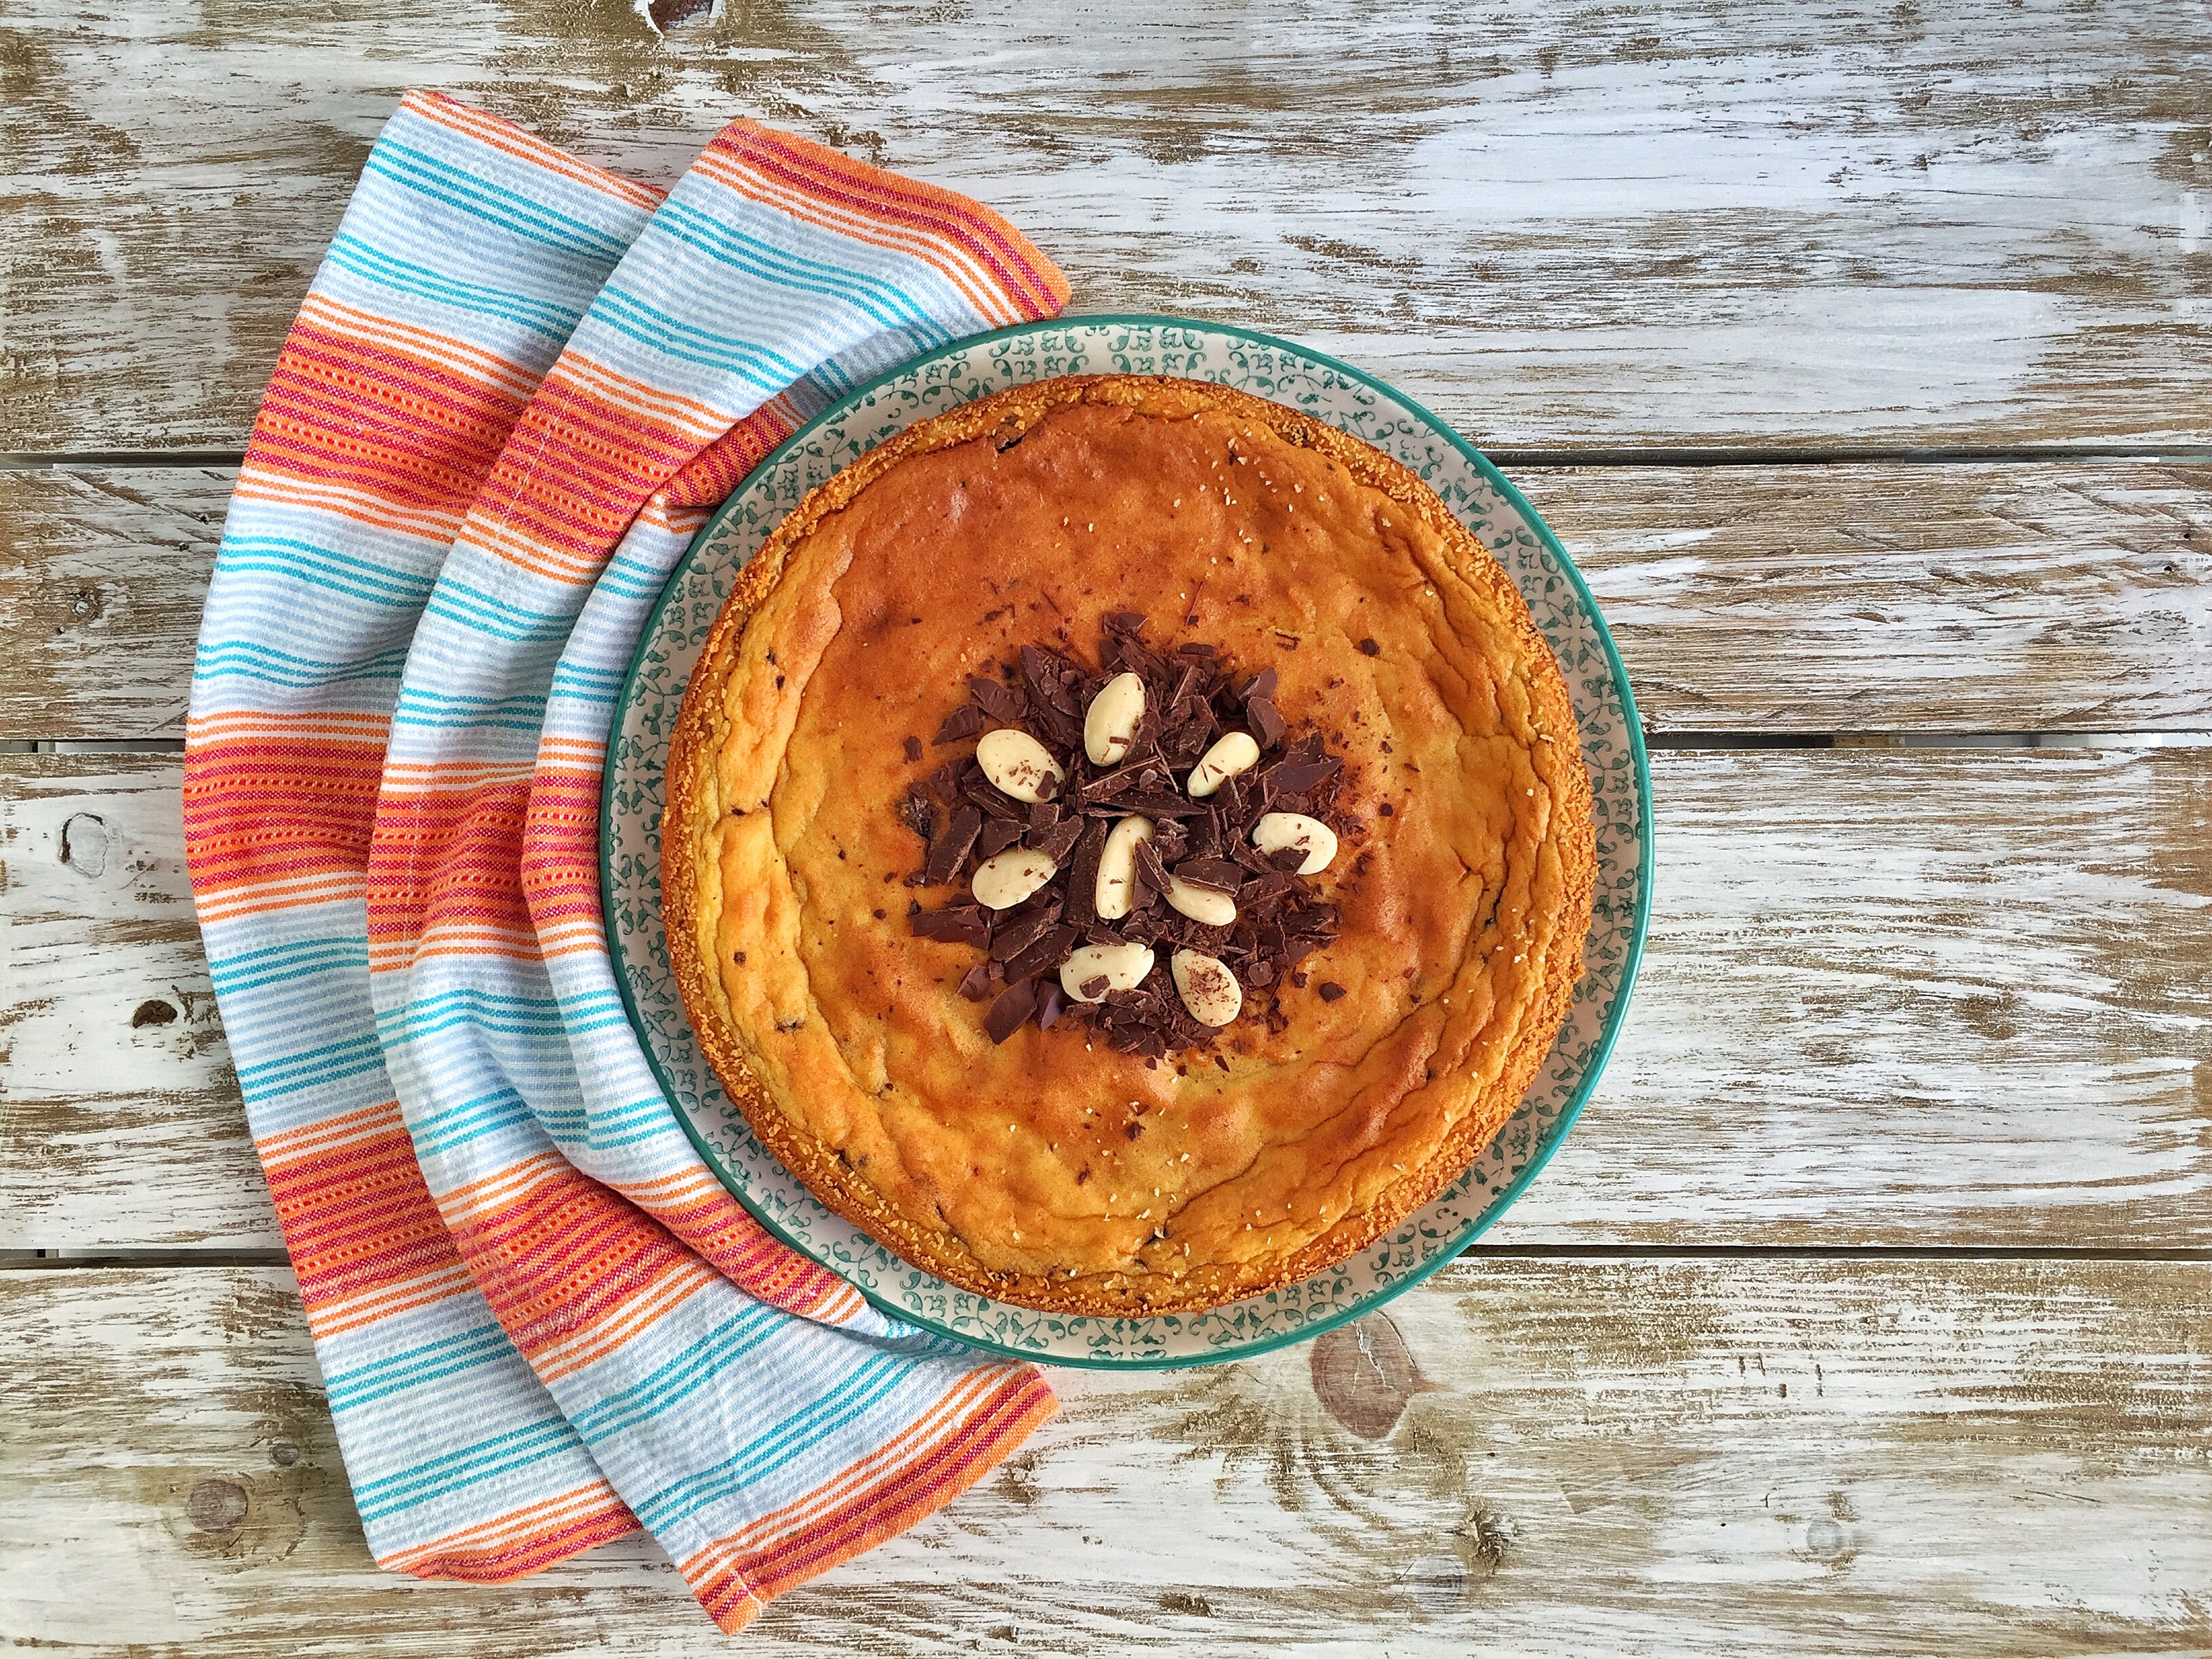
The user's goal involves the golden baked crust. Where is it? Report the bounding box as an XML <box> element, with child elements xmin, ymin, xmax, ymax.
<box><xmin>663</xmin><ymin>375</ymin><xmax>1595</xmax><ymax>1315</ymax></box>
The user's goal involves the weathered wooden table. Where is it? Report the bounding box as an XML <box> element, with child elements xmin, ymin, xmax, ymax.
<box><xmin>4</xmin><ymin>2</ymin><xmax>2209</xmax><ymax>1651</ymax></box>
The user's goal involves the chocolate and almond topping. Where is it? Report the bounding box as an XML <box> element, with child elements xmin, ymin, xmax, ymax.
<box><xmin>901</xmin><ymin>613</ymin><xmax>1347</xmax><ymax>1054</ymax></box>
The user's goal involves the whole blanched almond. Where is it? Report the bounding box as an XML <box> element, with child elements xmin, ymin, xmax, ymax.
<box><xmin>1083</xmin><ymin>672</ymin><xmax>1146</xmax><ymax>766</ymax></box>
<box><xmin>971</xmin><ymin>847</ymin><xmax>1057</xmax><ymax>910</ymax></box>
<box><xmin>976</xmin><ymin>728</ymin><xmax>1065</xmax><ymax>803</ymax></box>
<box><xmin>1251</xmin><ymin>811</ymin><xmax>1338</xmax><ymax>875</ymax></box>
<box><xmin>1186</xmin><ymin>731</ymin><xmax>1260</xmax><ymax>798</ymax></box>
<box><xmin>1164</xmin><ymin>873</ymin><xmax>1237</xmax><ymax>926</ymax></box>
<box><xmin>1060</xmin><ymin>941</ymin><xmax>1156</xmax><ymax>1003</ymax></box>
<box><xmin>1095</xmin><ymin>814</ymin><xmax>1155</xmax><ymax>921</ymax></box>
<box><xmin>1171</xmin><ymin>949</ymin><xmax>1243</xmax><ymax>1027</ymax></box>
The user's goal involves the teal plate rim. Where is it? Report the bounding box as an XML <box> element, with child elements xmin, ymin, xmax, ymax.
<box><xmin>602</xmin><ymin>312</ymin><xmax>1655</xmax><ymax>1370</ymax></box>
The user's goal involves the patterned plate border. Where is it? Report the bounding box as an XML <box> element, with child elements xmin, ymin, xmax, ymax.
<box><xmin>602</xmin><ymin>316</ymin><xmax>1653</xmax><ymax>1368</ymax></box>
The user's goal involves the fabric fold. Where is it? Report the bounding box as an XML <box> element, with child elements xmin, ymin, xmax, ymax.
<box><xmin>185</xmin><ymin>91</ymin><xmax>1067</xmax><ymax>1631</ymax></box>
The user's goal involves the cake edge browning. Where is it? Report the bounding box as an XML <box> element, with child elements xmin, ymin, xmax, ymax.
<box><xmin>661</xmin><ymin>374</ymin><xmax>1598</xmax><ymax>1317</ymax></box>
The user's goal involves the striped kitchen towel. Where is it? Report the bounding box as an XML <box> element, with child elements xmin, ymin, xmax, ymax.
<box><xmin>184</xmin><ymin>91</ymin><xmax>1066</xmax><ymax>1631</ymax></box>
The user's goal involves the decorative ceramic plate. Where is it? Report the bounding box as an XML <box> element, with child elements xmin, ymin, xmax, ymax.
<box><xmin>603</xmin><ymin>316</ymin><xmax>1651</xmax><ymax>1369</ymax></box>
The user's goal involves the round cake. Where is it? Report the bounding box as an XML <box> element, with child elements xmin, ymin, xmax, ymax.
<box><xmin>662</xmin><ymin>375</ymin><xmax>1595</xmax><ymax>1315</ymax></box>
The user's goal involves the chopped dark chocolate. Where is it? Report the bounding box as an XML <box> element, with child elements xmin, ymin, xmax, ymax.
<box><xmin>961</xmin><ymin>773</ymin><xmax>1025</xmax><ymax>821</ymax></box>
<box><xmin>933</xmin><ymin>703</ymin><xmax>985</xmax><ymax>743</ymax></box>
<box><xmin>983</xmin><ymin>977</ymin><xmax>1039</xmax><ymax>1043</ymax></box>
<box><xmin>1172</xmin><ymin>857</ymin><xmax>1244</xmax><ymax>895</ymax></box>
<box><xmin>1216</xmin><ymin>771</ymin><xmax>1248</xmax><ymax>824</ymax></box>
<box><xmin>989</xmin><ymin>905</ymin><xmax>1060</xmax><ymax>964</ymax></box>
<box><xmin>1021</xmin><ymin>645</ymin><xmax>1082</xmax><ymax>716</ymax></box>
<box><xmin>902</xmin><ymin>611</ymin><xmax>1343</xmax><ymax>1054</ymax></box>
<box><xmin>923</xmin><ymin>805</ymin><xmax>983</xmax><ymax>885</ymax></box>
<box><xmin>1002</xmin><ymin>924</ymin><xmax>1078</xmax><ymax>985</ymax></box>
<box><xmin>1318</xmin><ymin>981</ymin><xmax>1347</xmax><ymax>1002</ymax></box>
<box><xmin>899</xmin><ymin>787</ymin><xmax>935</xmax><ymax>842</ymax></box>
<box><xmin>1357</xmin><ymin>637</ymin><xmax>1381</xmax><ymax>656</ymax></box>
<box><xmin>1246</xmin><ymin>696</ymin><xmax>1286</xmax><ymax>749</ymax></box>
<box><xmin>1132</xmin><ymin>838</ymin><xmax>1173</xmax><ymax>898</ymax></box>
<box><xmin>1033</xmin><ymin>813</ymin><xmax>1084</xmax><ymax>865</ymax></box>
<box><xmin>1079</xmin><ymin>974</ymin><xmax>1109</xmax><ymax>1000</ymax></box>
<box><xmin>912</xmin><ymin>905</ymin><xmax>990</xmax><ymax>947</ymax></box>
<box><xmin>903</xmin><ymin>735</ymin><xmax>923</xmax><ymax>762</ymax></box>
<box><xmin>1063</xmin><ymin>818</ymin><xmax>1109</xmax><ymax>927</ymax></box>
<box><xmin>1126</xmin><ymin>791</ymin><xmax>1204</xmax><ymax>819</ymax></box>
<box><xmin>1080</xmin><ymin>760</ymin><xmax>1155</xmax><ymax>804</ymax></box>
<box><xmin>1262</xmin><ymin>756</ymin><xmax>1342</xmax><ymax>798</ymax></box>
<box><xmin>968</xmin><ymin>675</ymin><xmax>1027</xmax><ymax>724</ymax></box>
<box><xmin>975</xmin><ymin>817</ymin><xmax>1026</xmax><ymax>859</ymax></box>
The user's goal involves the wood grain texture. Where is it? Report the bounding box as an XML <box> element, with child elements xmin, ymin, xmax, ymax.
<box><xmin>6</xmin><ymin>747</ymin><xmax>2206</xmax><ymax>1252</ymax></box>
<box><xmin>0</xmin><ymin>468</ymin><xmax>222</xmax><ymax>740</ymax></box>
<box><xmin>3</xmin><ymin>0</ymin><xmax>2209</xmax><ymax>451</ymax></box>
<box><xmin>1</xmin><ymin>1260</ymin><xmax>2205</xmax><ymax>1654</ymax></box>
<box><xmin>0</xmin><ymin>754</ymin><xmax>245</xmax><ymax>1246</ymax></box>
<box><xmin>3</xmin><ymin>461</ymin><xmax>2205</xmax><ymax>741</ymax></box>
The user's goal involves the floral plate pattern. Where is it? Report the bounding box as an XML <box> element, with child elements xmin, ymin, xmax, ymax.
<box><xmin>602</xmin><ymin>316</ymin><xmax>1652</xmax><ymax>1369</ymax></box>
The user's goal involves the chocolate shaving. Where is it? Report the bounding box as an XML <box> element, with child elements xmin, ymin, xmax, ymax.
<box><xmin>975</xmin><ymin>817</ymin><xmax>1025</xmax><ymax>859</ymax></box>
<box><xmin>1037</xmin><ymin>981</ymin><xmax>1071</xmax><ymax>1029</ymax></box>
<box><xmin>961</xmin><ymin>773</ymin><xmax>1025</xmax><ymax>821</ymax></box>
<box><xmin>1126</xmin><ymin>791</ymin><xmax>1204</xmax><ymax>819</ymax></box>
<box><xmin>913</xmin><ymin>905</ymin><xmax>990</xmax><ymax>947</ymax></box>
<box><xmin>1132</xmin><ymin>838</ymin><xmax>1173</xmax><ymax>898</ymax></box>
<box><xmin>899</xmin><ymin>787</ymin><xmax>935</xmax><ymax>842</ymax></box>
<box><xmin>1033</xmin><ymin>813</ymin><xmax>1084</xmax><ymax>866</ymax></box>
<box><xmin>1216</xmin><ymin>772</ymin><xmax>1248</xmax><ymax>824</ymax></box>
<box><xmin>1063</xmin><ymin>818</ymin><xmax>1109</xmax><ymax>927</ymax></box>
<box><xmin>933</xmin><ymin>703</ymin><xmax>985</xmax><ymax>743</ymax></box>
<box><xmin>924</xmin><ymin>805</ymin><xmax>983</xmax><ymax>885</ymax></box>
<box><xmin>1002</xmin><ymin>924</ymin><xmax>1078</xmax><ymax>985</ymax></box>
<box><xmin>903</xmin><ymin>611</ymin><xmax>1343</xmax><ymax>1054</ymax></box>
<box><xmin>984</xmin><ymin>977</ymin><xmax>1038</xmax><ymax>1043</ymax></box>
<box><xmin>968</xmin><ymin>675</ymin><xmax>1027</xmax><ymax>724</ymax></box>
<box><xmin>1173</xmin><ymin>857</ymin><xmax>1244</xmax><ymax>895</ymax></box>
<box><xmin>1080</xmin><ymin>760</ymin><xmax>1155</xmax><ymax>804</ymax></box>
<box><xmin>1263</xmin><ymin>756</ymin><xmax>1342</xmax><ymax>798</ymax></box>
<box><xmin>989</xmin><ymin>905</ymin><xmax>1061</xmax><ymax>964</ymax></box>
<box><xmin>1021</xmin><ymin>645</ymin><xmax>1081</xmax><ymax>716</ymax></box>
<box><xmin>1246</xmin><ymin>697</ymin><xmax>1286</xmax><ymax>750</ymax></box>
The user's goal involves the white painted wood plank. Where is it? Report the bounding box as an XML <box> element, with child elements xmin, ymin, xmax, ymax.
<box><xmin>0</xmin><ymin>756</ymin><xmax>260</xmax><ymax>1247</ymax></box>
<box><xmin>3</xmin><ymin>0</ymin><xmax>2209</xmax><ymax>449</ymax></box>
<box><xmin>1</xmin><ymin>1260</ymin><xmax>2204</xmax><ymax>1655</ymax></box>
<box><xmin>5</xmin><ymin>749</ymin><xmax>2205</xmax><ymax>1252</ymax></box>
<box><xmin>5</xmin><ymin>462</ymin><xmax>2205</xmax><ymax>741</ymax></box>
